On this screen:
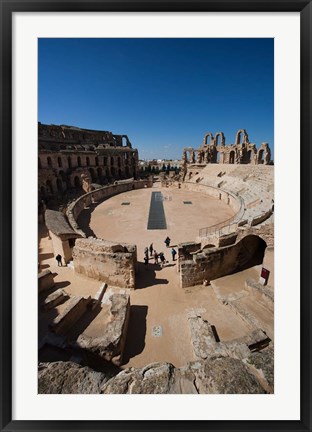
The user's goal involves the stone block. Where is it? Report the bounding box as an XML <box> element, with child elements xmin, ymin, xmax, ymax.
<box><xmin>38</xmin><ymin>269</ymin><xmax>55</xmax><ymax>293</ymax></box>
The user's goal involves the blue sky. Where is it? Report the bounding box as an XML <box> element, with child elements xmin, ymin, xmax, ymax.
<box><xmin>38</xmin><ymin>38</ymin><xmax>274</xmax><ymax>160</ymax></box>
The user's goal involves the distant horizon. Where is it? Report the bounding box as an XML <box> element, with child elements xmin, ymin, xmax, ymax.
<box><xmin>39</xmin><ymin>38</ymin><xmax>274</xmax><ymax>160</ymax></box>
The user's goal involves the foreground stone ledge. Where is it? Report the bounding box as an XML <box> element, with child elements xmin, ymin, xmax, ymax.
<box><xmin>41</xmin><ymin>288</ymin><xmax>69</xmax><ymax>311</ymax></box>
<box><xmin>76</xmin><ymin>292</ymin><xmax>130</xmax><ymax>365</ymax></box>
<box><xmin>49</xmin><ymin>296</ymin><xmax>92</xmax><ymax>335</ymax></box>
<box><xmin>38</xmin><ymin>269</ymin><xmax>55</xmax><ymax>293</ymax></box>
<box><xmin>38</xmin><ymin>355</ymin><xmax>272</xmax><ymax>394</ymax></box>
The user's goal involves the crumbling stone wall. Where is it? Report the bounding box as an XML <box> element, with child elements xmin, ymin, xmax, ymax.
<box><xmin>73</xmin><ymin>238</ymin><xmax>137</xmax><ymax>289</ymax></box>
<box><xmin>182</xmin><ymin>129</ymin><xmax>272</xmax><ymax>173</ymax></box>
<box><xmin>179</xmin><ymin>233</ymin><xmax>267</xmax><ymax>288</ymax></box>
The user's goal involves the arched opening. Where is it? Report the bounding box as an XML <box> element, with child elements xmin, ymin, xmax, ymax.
<box><xmin>95</xmin><ymin>156</ymin><xmax>99</xmax><ymax>166</ymax></box>
<box><xmin>111</xmin><ymin>157</ymin><xmax>114</xmax><ymax>166</ymax></box>
<box><xmin>118</xmin><ymin>168</ymin><xmax>122</xmax><ymax>178</ymax></box>
<box><xmin>46</xmin><ymin>180</ymin><xmax>53</xmax><ymax>194</ymax></box>
<box><xmin>97</xmin><ymin>167</ymin><xmax>102</xmax><ymax>183</ymax></box>
<box><xmin>86</xmin><ymin>157</ymin><xmax>90</xmax><ymax>167</ymax></box>
<box><xmin>57</xmin><ymin>157</ymin><xmax>62</xmax><ymax>168</ymax></box>
<box><xmin>118</xmin><ymin>157</ymin><xmax>121</xmax><ymax>167</ymax></box>
<box><xmin>215</xmin><ymin>132</ymin><xmax>225</xmax><ymax>147</ymax></box>
<box><xmin>38</xmin><ymin>157</ymin><xmax>42</xmax><ymax>169</ymax></box>
<box><xmin>125</xmin><ymin>166</ymin><xmax>130</xmax><ymax>177</ymax></box>
<box><xmin>47</xmin><ymin>156</ymin><xmax>53</xmax><ymax>168</ymax></box>
<box><xmin>131</xmin><ymin>157</ymin><xmax>136</xmax><ymax>166</ymax></box>
<box><xmin>89</xmin><ymin>168</ymin><xmax>96</xmax><ymax>183</ymax></box>
<box><xmin>236</xmin><ymin>132</ymin><xmax>243</xmax><ymax>144</ymax></box>
<box><xmin>229</xmin><ymin>151</ymin><xmax>235</xmax><ymax>164</ymax></box>
<box><xmin>122</xmin><ymin>136</ymin><xmax>128</xmax><ymax>146</ymax></box>
<box><xmin>258</xmin><ymin>149</ymin><xmax>264</xmax><ymax>164</ymax></box>
<box><xmin>59</xmin><ymin>170</ymin><xmax>66</xmax><ymax>182</ymax></box>
<box><xmin>67</xmin><ymin>156</ymin><xmax>72</xmax><ymax>168</ymax></box>
<box><xmin>74</xmin><ymin>176</ymin><xmax>81</xmax><ymax>188</ymax></box>
<box><xmin>104</xmin><ymin>157</ymin><xmax>107</xmax><ymax>166</ymax></box>
<box><xmin>111</xmin><ymin>166</ymin><xmax>116</xmax><ymax>177</ymax></box>
<box><xmin>56</xmin><ymin>178</ymin><xmax>63</xmax><ymax>193</ymax></box>
<box><xmin>236</xmin><ymin>235</ymin><xmax>267</xmax><ymax>272</ymax></box>
<box><xmin>77</xmin><ymin>156</ymin><xmax>82</xmax><ymax>167</ymax></box>
<box><xmin>216</xmin><ymin>151</ymin><xmax>220</xmax><ymax>163</ymax></box>
<box><xmin>247</xmin><ymin>150</ymin><xmax>252</xmax><ymax>163</ymax></box>
<box><xmin>204</xmin><ymin>133</ymin><xmax>214</xmax><ymax>145</ymax></box>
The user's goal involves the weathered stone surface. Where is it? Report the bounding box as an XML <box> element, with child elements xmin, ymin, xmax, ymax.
<box><xmin>188</xmin><ymin>316</ymin><xmax>250</xmax><ymax>361</ymax></box>
<box><xmin>38</xmin><ymin>361</ymin><xmax>108</xmax><ymax>394</ymax></box>
<box><xmin>246</xmin><ymin>346</ymin><xmax>274</xmax><ymax>391</ymax></box>
<box><xmin>41</xmin><ymin>288</ymin><xmax>69</xmax><ymax>311</ymax></box>
<box><xmin>38</xmin><ymin>355</ymin><xmax>268</xmax><ymax>394</ymax></box>
<box><xmin>49</xmin><ymin>296</ymin><xmax>92</xmax><ymax>335</ymax></box>
<box><xmin>76</xmin><ymin>293</ymin><xmax>130</xmax><ymax>364</ymax></box>
<box><xmin>38</xmin><ymin>269</ymin><xmax>55</xmax><ymax>293</ymax></box>
<box><xmin>245</xmin><ymin>278</ymin><xmax>274</xmax><ymax>306</ymax></box>
<box><xmin>73</xmin><ymin>237</ymin><xmax>137</xmax><ymax>289</ymax></box>
<box><xmin>102</xmin><ymin>358</ymin><xmax>265</xmax><ymax>394</ymax></box>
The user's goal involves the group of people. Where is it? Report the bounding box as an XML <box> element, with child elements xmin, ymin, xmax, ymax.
<box><xmin>143</xmin><ymin>239</ymin><xmax>177</xmax><ymax>269</ymax></box>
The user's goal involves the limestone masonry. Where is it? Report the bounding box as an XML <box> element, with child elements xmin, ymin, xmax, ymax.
<box><xmin>38</xmin><ymin>123</ymin><xmax>139</xmax><ymax>199</ymax></box>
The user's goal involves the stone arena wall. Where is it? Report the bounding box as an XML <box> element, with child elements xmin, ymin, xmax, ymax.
<box><xmin>67</xmin><ymin>179</ymin><xmax>152</xmax><ymax>237</ymax></box>
<box><xmin>180</xmin><ymin>242</ymin><xmax>240</xmax><ymax>288</ymax></box>
<box><xmin>73</xmin><ymin>238</ymin><xmax>137</xmax><ymax>289</ymax></box>
<box><xmin>181</xmin><ymin>182</ymin><xmax>243</xmax><ymax>219</ymax></box>
<box><xmin>179</xmin><ymin>224</ymin><xmax>273</xmax><ymax>288</ymax></box>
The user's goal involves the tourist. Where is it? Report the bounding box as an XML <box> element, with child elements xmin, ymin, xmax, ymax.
<box><xmin>56</xmin><ymin>254</ymin><xmax>62</xmax><ymax>267</ymax></box>
<box><xmin>164</xmin><ymin>236</ymin><xmax>171</xmax><ymax>248</ymax></box>
<box><xmin>144</xmin><ymin>256</ymin><xmax>149</xmax><ymax>270</ymax></box>
<box><xmin>171</xmin><ymin>248</ymin><xmax>177</xmax><ymax>261</ymax></box>
<box><xmin>149</xmin><ymin>243</ymin><xmax>153</xmax><ymax>257</ymax></box>
<box><xmin>154</xmin><ymin>250</ymin><xmax>159</xmax><ymax>264</ymax></box>
<box><xmin>159</xmin><ymin>252</ymin><xmax>166</xmax><ymax>268</ymax></box>
<box><xmin>144</xmin><ymin>247</ymin><xmax>149</xmax><ymax>259</ymax></box>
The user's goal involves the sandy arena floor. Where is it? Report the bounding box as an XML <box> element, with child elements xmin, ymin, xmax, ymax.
<box><xmin>39</xmin><ymin>184</ymin><xmax>271</xmax><ymax>369</ymax></box>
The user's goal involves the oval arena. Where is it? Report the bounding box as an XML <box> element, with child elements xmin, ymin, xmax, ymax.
<box><xmin>38</xmin><ymin>124</ymin><xmax>274</xmax><ymax>394</ymax></box>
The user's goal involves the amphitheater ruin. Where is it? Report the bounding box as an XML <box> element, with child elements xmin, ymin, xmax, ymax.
<box><xmin>38</xmin><ymin>126</ymin><xmax>274</xmax><ymax>395</ymax></box>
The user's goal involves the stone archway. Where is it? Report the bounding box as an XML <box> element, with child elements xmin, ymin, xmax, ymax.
<box><xmin>203</xmin><ymin>132</ymin><xmax>214</xmax><ymax>145</ymax></box>
<box><xmin>46</xmin><ymin>179</ymin><xmax>53</xmax><ymax>194</ymax></box>
<box><xmin>229</xmin><ymin>150</ymin><xmax>235</xmax><ymax>164</ymax></box>
<box><xmin>215</xmin><ymin>132</ymin><xmax>225</xmax><ymax>147</ymax></box>
<box><xmin>97</xmin><ymin>167</ymin><xmax>103</xmax><ymax>183</ymax></box>
<box><xmin>56</xmin><ymin>178</ymin><xmax>63</xmax><ymax>193</ymax></box>
<box><xmin>89</xmin><ymin>167</ymin><xmax>97</xmax><ymax>183</ymax></box>
<box><xmin>74</xmin><ymin>176</ymin><xmax>81</xmax><ymax>188</ymax></box>
<box><xmin>236</xmin><ymin>235</ymin><xmax>267</xmax><ymax>272</ymax></box>
<box><xmin>235</xmin><ymin>129</ymin><xmax>249</xmax><ymax>145</ymax></box>
<box><xmin>257</xmin><ymin>149</ymin><xmax>264</xmax><ymax>164</ymax></box>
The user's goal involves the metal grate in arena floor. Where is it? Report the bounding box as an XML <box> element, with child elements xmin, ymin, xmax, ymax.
<box><xmin>183</xmin><ymin>201</ymin><xmax>192</xmax><ymax>204</ymax></box>
<box><xmin>121</xmin><ymin>202</ymin><xmax>130</xmax><ymax>205</ymax></box>
<box><xmin>152</xmin><ymin>325</ymin><xmax>163</xmax><ymax>337</ymax></box>
<box><xmin>147</xmin><ymin>192</ymin><xmax>167</xmax><ymax>230</ymax></box>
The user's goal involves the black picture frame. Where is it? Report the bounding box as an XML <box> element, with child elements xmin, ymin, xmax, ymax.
<box><xmin>1</xmin><ymin>1</ymin><xmax>311</xmax><ymax>431</ymax></box>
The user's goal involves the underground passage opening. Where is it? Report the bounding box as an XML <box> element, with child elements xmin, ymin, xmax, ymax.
<box><xmin>235</xmin><ymin>235</ymin><xmax>267</xmax><ymax>272</ymax></box>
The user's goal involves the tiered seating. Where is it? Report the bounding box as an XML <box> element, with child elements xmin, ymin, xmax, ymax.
<box><xmin>186</xmin><ymin>164</ymin><xmax>274</xmax><ymax>228</ymax></box>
